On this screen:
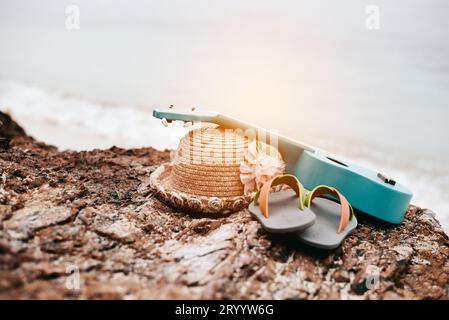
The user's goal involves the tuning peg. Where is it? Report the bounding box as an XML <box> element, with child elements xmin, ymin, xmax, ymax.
<box><xmin>161</xmin><ymin>118</ymin><xmax>169</xmax><ymax>127</ymax></box>
<box><xmin>183</xmin><ymin>121</ymin><xmax>193</xmax><ymax>128</ymax></box>
<box><xmin>191</xmin><ymin>106</ymin><xmax>196</xmax><ymax>112</ymax></box>
<box><xmin>377</xmin><ymin>172</ymin><xmax>396</xmax><ymax>186</ymax></box>
<box><xmin>169</xmin><ymin>105</ymin><xmax>174</xmax><ymax>109</ymax></box>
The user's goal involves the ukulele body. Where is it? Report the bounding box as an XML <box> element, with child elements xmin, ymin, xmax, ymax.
<box><xmin>293</xmin><ymin>149</ymin><xmax>412</xmax><ymax>224</ymax></box>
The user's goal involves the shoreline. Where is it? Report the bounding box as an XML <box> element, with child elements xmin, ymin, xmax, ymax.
<box><xmin>13</xmin><ymin>115</ymin><xmax>123</xmax><ymax>151</ymax></box>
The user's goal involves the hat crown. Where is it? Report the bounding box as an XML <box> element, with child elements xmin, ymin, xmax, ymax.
<box><xmin>171</xmin><ymin>126</ymin><xmax>247</xmax><ymax>197</ymax></box>
<box><xmin>175</xmin><ymin>126</ymin><xmax>248</xmax><ymax>165</ymax></box>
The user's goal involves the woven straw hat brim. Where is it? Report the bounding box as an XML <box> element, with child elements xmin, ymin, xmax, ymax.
<box><xmin>171</xmin><ymin>182</ymin><xmax>244</xmax><ymax>197</ymax></box>
<box><xmin>172</xmin><ymin>182</ymin><xmax>244</xmax><ymax>195</ymax></box>
<box><xmin>172</xmin><ymin>166</ymin><xmax>242</xmax><ymax>180</ymax></box>
<box><xmin>172</xmin><ymin>166</ymin><xmax>242</xmax><ymax>186</ymax></box>
<box><xmin>149</xmin><ymin>163</ymin><xmax>251</xmax><ymax>214</ymax></box>
<box><xmin>172</xmin><ymin>159</ymin><xmax>244</xmax><ymax>196</ymax></box>
<box><xmin>171</xmin><ymin>175</ymin><xmax>243</xmax><ymax>189</ymax></box>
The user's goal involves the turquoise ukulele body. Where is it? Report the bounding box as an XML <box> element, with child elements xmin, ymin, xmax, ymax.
<box><xmin>153</xmin><ymin>108</ymin><xmax>413</xmax><ymax>224</ymax></box>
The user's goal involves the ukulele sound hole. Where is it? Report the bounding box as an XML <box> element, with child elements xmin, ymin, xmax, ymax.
<box><xmin>327</xmin><ymin>157</ymin><xmax>348</xmax><ymax>167</ymax></box>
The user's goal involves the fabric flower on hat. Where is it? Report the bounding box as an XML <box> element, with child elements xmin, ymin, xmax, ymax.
<box><xmin>240</xmin><ymin>140</ymin><xmax>285</xmax><ymax>194</ymax></box>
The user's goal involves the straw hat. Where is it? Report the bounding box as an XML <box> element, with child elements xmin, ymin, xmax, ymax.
<box><xmin>150</xmin><ymin>126</ymin><xmax>285</xmax><ymax>214</ymax></box>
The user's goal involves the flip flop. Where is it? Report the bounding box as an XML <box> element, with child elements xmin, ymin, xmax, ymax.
<box><xmin>296</xmin><ymin>185</ymin><xmax>358</xmax><ymax>249</ymax></box>
<box><xmin>248</xmin><ymin>174</ymin><xmax>316</xmax><ymax>233</ymax></box>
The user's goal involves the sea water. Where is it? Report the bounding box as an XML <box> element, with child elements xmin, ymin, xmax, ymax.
<box><xmin>0</xmin><ymin>0</ymin><xmax>448</xmax><ymax>232</ymax></box>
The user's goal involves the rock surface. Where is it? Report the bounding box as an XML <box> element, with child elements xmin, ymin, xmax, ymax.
<box><xmin>0</xmin><ymin>112</ymin><xmax>448</xmax><ymax>299</ymax></box>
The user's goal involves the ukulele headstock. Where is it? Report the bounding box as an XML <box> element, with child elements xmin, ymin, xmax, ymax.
<box><xmin>153</xmin><ymin>106</ymin><xmax>219</xmax><ymax>128</ymax></box>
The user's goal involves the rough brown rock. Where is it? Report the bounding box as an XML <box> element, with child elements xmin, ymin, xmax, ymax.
<box><xmin>0</xmin><ymin>111</ymin><xmax>448</xmax><ymax>299</ymax></box>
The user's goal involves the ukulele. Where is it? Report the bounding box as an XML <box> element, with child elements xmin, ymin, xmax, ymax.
<box><xmin>153</xmin><ymin>107</ymin><xmax>412</xmax><ymax>224</ymax></box>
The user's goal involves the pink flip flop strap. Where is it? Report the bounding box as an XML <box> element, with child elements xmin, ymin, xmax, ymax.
<box><xmin>257</xmin><ymin>174</ymin><xmax>304</xmax><ymax>218</ymax></box>
<box><xmin>306</xmin><ymin>186</ymin><xmax>352</xmax><ymax>234</ymax></box>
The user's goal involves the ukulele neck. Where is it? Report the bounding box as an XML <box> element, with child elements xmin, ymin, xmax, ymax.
<box><xmin>153</xmin><ymin>108</ymin><xmax>316</xmax><ymax>172</ymax></box>
<box><xmin>153</xmin><ymin>108</ymin><xmax>314</xmax><ymax>151</ymax></box>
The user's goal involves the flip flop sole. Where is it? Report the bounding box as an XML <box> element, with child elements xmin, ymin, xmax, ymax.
<box><xmin>248</xmin><ymin>190</ymin><xmax>316</xmax><ymax>233</ymax></box>
<box><xmin>296</xmin><ymin>197</ymin><xmax>358</xmax><ymax>249</ymax></box>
